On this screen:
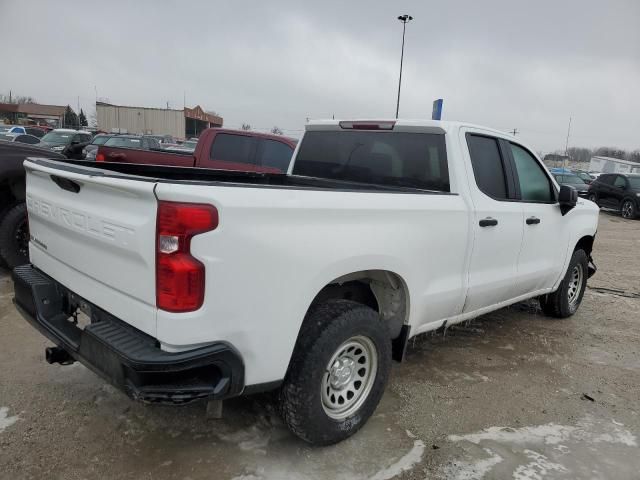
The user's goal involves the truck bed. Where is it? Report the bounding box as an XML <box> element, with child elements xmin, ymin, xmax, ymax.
<box><xmin>27</xmin><ymin>158</ymin><xmax>452</xmax><ymax>194</ymax></box>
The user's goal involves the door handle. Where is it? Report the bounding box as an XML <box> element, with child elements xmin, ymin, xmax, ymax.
<box><xmin>479</xmin><ymin>217</ymin><xmax>498</xmax><ymax>227</ymax></box>
<box><xmin>526</xmin><ymin>216</ymin><xmax>541</xmax><ymax>225</ymax></box>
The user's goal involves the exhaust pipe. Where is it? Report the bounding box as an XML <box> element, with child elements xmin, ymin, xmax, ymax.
<box><xmin>45</xmin><ymin>347</ymin><xmax>75</xmax><ymax>365</ymax></box>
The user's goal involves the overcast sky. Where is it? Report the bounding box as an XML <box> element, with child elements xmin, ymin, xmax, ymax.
<box><xmin>1</xmin><ymin>0</ymin><xmax>639</xmax><ymax>152</ymax></box>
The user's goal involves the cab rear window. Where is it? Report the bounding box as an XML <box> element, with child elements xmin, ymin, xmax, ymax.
<box><xmin>293</xmin><ymin>131</ymin><xmax>449</xmax><ymax>192</ymax></box>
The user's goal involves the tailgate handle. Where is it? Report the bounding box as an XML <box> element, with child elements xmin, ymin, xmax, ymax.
<box><xmin>50</xmin><ymin>175</ymin><xmax>81</xmax><ymax>194</ymax></box>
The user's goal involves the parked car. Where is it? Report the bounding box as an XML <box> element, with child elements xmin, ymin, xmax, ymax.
<box><xmin>101</xmin><ymin>134</ymin><xmax>163</xmax><ymax>151</ymax></box>
<box><xmin>24</xmin><ymin>127</ymin><xmax>47</xmax><ymax>138</ymax></box>
<box><xmin>96</xmin><ymin>128</ymin><xmax>297</xmax><ymax>173</ymax></box>
<box><xmin>551</xmin><ymin>172</ymin><xmax>589</xmax><ymax>197</ymax></box>
<box><xmin>0</xmin><ymin>125</ymin><xmax>26</xmax><ymax>135</ymax></box>
<box><xmin>82</xmin><ymin>134</ymin><xmax>113</xmax><ymax>160</ymax></box>
<box><xmin>573</xmin><ymin>170</ymin><xmax>595</xmax><ymax>184</ymax></box>
<box><xmin>39</xmin><ymin>129</ymin><xmax>93</xmax><ymax>160</ymax></box>
<box><xmin>0</xmin><ymin>133</ymin><xmax>41</xmax><ymax>145</ymax></box>
<box><xmin>0</xmin><ymin>141</ymin><xmax>65</xmax><ymax>268</ymax></box>
<box><xmin>587</xmin><ymin>173</ymin><xmax>640</xmax><ymax>219</ymax></box>
<box><xmin>14</xmin><ymin>119</ymin><xmax>598</xmax><ymax>445</ymax></box>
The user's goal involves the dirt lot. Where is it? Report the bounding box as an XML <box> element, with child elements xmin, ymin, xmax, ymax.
<box><xmin>1</xmin><ymin>212</ymin><xmax>639</xmax><ymax>479</ymax></box>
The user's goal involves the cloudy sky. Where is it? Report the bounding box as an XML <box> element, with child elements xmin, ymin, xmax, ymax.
<box><xmin>1</xmin><ymin>0</ymin><xmax>639</xmax><ymax>152</ymax></box>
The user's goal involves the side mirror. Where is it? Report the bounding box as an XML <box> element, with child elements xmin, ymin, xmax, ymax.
<box><xmin>559</xmin><ymin>185</ymin><xmax>578</xmax><ymax>215</ymax></box>
<box><xmin>617</xmin><ymin>184</ymin><xmax>626</xmax><ymax>190</ymax></box>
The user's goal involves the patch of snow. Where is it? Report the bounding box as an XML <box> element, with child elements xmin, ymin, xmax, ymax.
<box><xmin>513</xmin><ymin>450</ymin><xmax>567</xmax><ymax>480</ymax></box>
<box><xmin>443</xmin><ymin>448</ymin><xmax>503</xmax><ymax>480</ymax></box>
<box><xmin>499</xmin><ymin>344</ymin><xmax>515</xmax><ymax>350</ymax></box>
<box><xmin>0</xmin><ymin>407</ymin><xmax>19</xmax><ymax>433</ymax></box>
<box><xmin>369</xmin><ymin>438</ymin><xmax>425</xmax><ymax>480</ymax></box>
<box><xmin>448</xmin><ymin>424</ymin><xmax>577</xmax><ymax>446</ymax></box>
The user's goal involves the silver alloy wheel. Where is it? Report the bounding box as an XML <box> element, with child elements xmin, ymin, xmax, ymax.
<box><xmin>567</xmin><ymin>263</ymin><xmax>584</xmax><ymax>307</ymax></box>
<box><xmin>321</xmin><ymin>335</ymin><xmax>378</xmax><ymax>420</ymax></box>
<box><xmin>622</xmin><ymin>200</ymin><xmax>634</xmax><ymax>219</ymax></box>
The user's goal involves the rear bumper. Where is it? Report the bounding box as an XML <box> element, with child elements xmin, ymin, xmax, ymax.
<box><xmin>12</xmin><ymin>264</ymin><xmax>245</xmax><ymax>405</ymax></box>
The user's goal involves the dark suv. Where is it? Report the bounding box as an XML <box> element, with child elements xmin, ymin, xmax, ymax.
<box><xmin>587</xmin><ymin>173</ymin><xmax>640</xmax><ymax>219</ymax></box>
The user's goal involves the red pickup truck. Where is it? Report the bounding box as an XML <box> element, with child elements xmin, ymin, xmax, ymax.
<box><xmin>96</xmin><ymin>128</ymin><xmax>297</xmax><ymax>173</ymax></box>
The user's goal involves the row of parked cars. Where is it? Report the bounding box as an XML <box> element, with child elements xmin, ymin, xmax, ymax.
<box><xmin>0</xmin><ymin>126</ymin><xmax>298</xmax><ymax>269</ymax></box>
<box><xmin>550</xmin><ymin>167</ymin><xmax>640</xmax><ymax>219</ymax></box>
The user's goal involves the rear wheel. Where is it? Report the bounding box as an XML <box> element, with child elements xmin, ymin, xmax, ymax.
<box><xmin>621</xmin><ymin>199</ymin><xmax>636</xmax><ymax>219</ymax></box>
<box><xmin>540</xmin><ymin>249</ymin><xmax>588</xmax><ymax>318</ymax></box>
<box><xmin>0</xmin><ymin>203</ymin><xmax>29</xmax><ymax>269</ymax></box>
<box><xmin>279</xmin><ymin>300</ymin><xmax>391</xmax><ymax>445</ymax></box>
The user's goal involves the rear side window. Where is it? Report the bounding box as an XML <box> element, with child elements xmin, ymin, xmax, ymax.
<box><xmin>293</xmin><ymin>131</ymin><xmax>449</xmax><ymax>191</ymax></box>
<box><xmin>210</xmin><ymin>133</ymin><xmax>257</xmax><ymax>164</ymax></box>
<box><xmin>510</xmin><ymin>143</ymin><xmax>554</xmax><ymax>202</ymax></box>
<box><xmin>467</xmin><ymin>135</ymin><xmax>507</xmax><ymax>199</ymax></box>
<box><xmin>257</xmin><ymin>139</ymin><xmax>293</xmax><ymax>171</ymax></box>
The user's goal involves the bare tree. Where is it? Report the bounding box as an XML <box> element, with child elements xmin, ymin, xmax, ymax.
<box><xmin>270</xmin><ymin>126</ymin><xmax>283</xmax><ymax>135</ymax></box>
<box><xmin>1</xmin><ymin>92</ymin><xmax>36</xmax><ymax>104</ymax></box>
<box><xmin>241</xmin><ymin>123</ymin><xmax>252</xmax><ymax>131</ymax></box>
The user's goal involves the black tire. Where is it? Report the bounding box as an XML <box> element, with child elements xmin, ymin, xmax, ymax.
<box><xmin>0</xmin><ymin>201</ymin><xmax>20</xmax><ymax>269</ymax></box>
<box><xmin>621</xmin><ymin>199</ymin><xmax>637</xmax><ymax>219</ymax></box>
<box><xmin>0</xmin><ymin>202</ymin><xmax>29</xmax><ymax>269</ymax></box>
<box><xmin>587</xmin><ymin>193</ymin><xmax>598</xmax><ymax>206</ymax></box>
<box><xmin>279</xmin><ymin>299</ymin><xmax>391</xmax><ymax>445</ymax></box>
<box><xmin>540</xmin><ymin>249</ymin><xmax>588</xmax><ymax>318</ymax></box>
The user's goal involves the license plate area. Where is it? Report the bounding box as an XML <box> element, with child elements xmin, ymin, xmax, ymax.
<box><xmin>65</xmin><ymin>291</ymin><xmax>93</xmax><ymax>330</ymax></box>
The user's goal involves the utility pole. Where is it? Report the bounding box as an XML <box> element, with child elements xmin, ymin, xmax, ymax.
<box><xmin>395</xmin><ymin>14</ymin><xmax>413</xmax><ymax>119</ymax></box>
<box><xmin>564</xmin><ymin>116</ymin><xmax>572</xmax><ymax>169</ymax></box>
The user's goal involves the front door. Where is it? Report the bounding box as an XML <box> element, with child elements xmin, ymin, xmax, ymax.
<box><xmin>508</xmin><ymin>143</ymin><xmax>570</xmax><ymax>294</ymax></box>
<box><xmin>463</xmin><ymin>132</ymin><xmax>524</xmax><ymax>313</ymax></box>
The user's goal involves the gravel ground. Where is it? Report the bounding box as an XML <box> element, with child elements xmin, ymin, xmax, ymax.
<box><xmin>0</xmin><ymin>211</ymin><xmax>638</xmax><ymax>479</ymax></box>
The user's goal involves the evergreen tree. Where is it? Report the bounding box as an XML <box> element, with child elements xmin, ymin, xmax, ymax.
<box><xmin>64</xmin><ymin>105</ymin><xmax>79</xmax><ymax>128</ymax></box>
<box><xmin>79</xmin><ymin>109</ymin><xmax>88</xmax><ymax>127</ymax></box>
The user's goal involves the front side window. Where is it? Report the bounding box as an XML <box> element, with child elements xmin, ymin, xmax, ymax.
<box><xmin>599</xmin><ymin>174</ymin><xmax>615</xmax><ymax>185</ymax></box>
<box><xmin>510</xmin><ymin>143</ymin><xmax>554</xmax><ymax>202</ymax></box>
<box><xmin>614</xmin><ymin>176</ymin><xmax>627</xmax><ymax>188</ymax></box>
<box><xmin>467</xmin><ymin>135</ymin><xmax>507</xmax><ymax>199</ymax></box>
<box><xmin>257</xmin><ymin>139</ymin><xmax>293</xmax><ymax>172</ymax></box>
<box><xmin>210</xmin><ymin>133</ymin><xmax>257</xmax><ymax>164</ymax></box>
<box><xmin>294</xmin><ymin>131</ymin><xmax>449</xmax><ymax>191</ymax></box>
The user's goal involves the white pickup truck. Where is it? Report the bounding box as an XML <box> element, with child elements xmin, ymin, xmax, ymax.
<box><xmin>13</xmin><ymin>119</ymin><xmax>598</xmax><ymax>445</ymax></box>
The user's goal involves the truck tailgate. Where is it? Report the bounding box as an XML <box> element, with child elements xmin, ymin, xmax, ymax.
<box><xmin>24</xmin><ymin>159</ymin><xmax>158</xmax><ymax>336</ymax></box>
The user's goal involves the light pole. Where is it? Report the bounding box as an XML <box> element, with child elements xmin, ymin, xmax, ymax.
<box><xmin>395</xmin><ymin>14</ymin><xmax>413</xmax><ymax>119</ymax></box>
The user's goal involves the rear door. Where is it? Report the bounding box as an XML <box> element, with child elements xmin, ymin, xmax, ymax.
<box><xmin>596</xmin><ymin>174</ymin><xmax>615</xmax><ymax>207</ymax></box>
<box><xmin>24</xmin><ymin>159</ymin><xmax>159</xmax><ymax>336</ymax></box>
<box><xmin>612</xmin><ymin>175</ymin><xmax>628</xmax><ymax>209</ymax></box>
<box><xmin>462</xmin><ymin>131</ymin><xmax>524</xmax><ymax>312</ymax></box>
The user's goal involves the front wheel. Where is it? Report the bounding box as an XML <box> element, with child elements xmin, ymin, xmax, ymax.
<box><xmin>621</xmin><ymin>199</ymin><xmax>637</xmax><ymax>219</ymax></box>
<box><xmin>279</xmin><ymin>300</ymin><xmax>391</xmax><ymax>445</ymax></box>
<box><xmin>540</xmin><ymin>249</ymin><xmax>588</xmax><ymax>318</ymax></box>
<box><xmin>587</xmin><ymin>193</ymin><xmax>598</xmax><ymax>205</ymax></box>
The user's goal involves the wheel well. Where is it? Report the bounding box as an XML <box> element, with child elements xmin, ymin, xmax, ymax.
<box><xmin>309</xmin><ymin>270</ymin><xmax>409</xmax><ymax>340</ymax></box>
<box><xmin>574</xmin><ymin>235</ymin><xmax>594</xmax><ymax>256</ymax></box>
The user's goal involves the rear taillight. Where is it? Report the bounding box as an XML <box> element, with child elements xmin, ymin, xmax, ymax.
<box><xmin>156</xmin><ymin>201</ymin><xmax>218</xmax><ymax>312</ymax></box>
<box><xmin>96</xmin><ymin>152</ymin><xmax>105</xmax><ymax>162</ymax></box>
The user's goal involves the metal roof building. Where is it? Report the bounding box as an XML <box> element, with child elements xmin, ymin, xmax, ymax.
<box><xmin>96</xmin><ymin>102</ymin><xmax>223</xmax><ymax>139</ymax></box>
